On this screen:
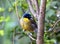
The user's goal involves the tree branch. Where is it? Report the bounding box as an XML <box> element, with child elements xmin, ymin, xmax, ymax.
<box><xmin>27</xmin><ymin>0</ymin><xmax>37</xmax><ymax>18</ymax></box>
<box><xmin>39</xmin><ymin>0</ymin><xmax>46</xmax><ymax>14</ymax></box>
<box><xmin>48</xmin><ymin>19</ymin><xmax>60</xmax><ymax>32</ymax></box>
<box><xmin>52</xmin><ymin>19</ymin><xmax>60</xmax><ymax>29</ymax></box>
<box><xmin>31</xmin><ymin>0</ymin><xmax>39</xmax><ymax>15</ymax></box>
<box><xmin>15</xmin><ymin>0</ymin><xmax>21</xmax><ymax>25</ymax></box>
<box><xmin>34</xmin><ymin>0</ymin><xmax>39</xmax><ymax>15</ymax></box>
<box><xmin>36</xmin><ymin>0</ymin><xmax>46</xmax><ymax>44</ymax></box>
<box><xmin>28</xmin><ymin>35</ymin><xmax>36</xmax><ymax>40</ymax></box>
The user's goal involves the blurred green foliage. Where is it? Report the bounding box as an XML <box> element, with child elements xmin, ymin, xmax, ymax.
<box><xmin>0</xmin><ymin>30</ymin><xmax>4</xmax><ymax>36</ymax></box>
<box><xmin>0</xmin><ymin>8</ymin><xmax>5</xmax><ymax>12</ymax></box>
<box><xmin>0</xmin><ymin>0</ymin><xmax>60</xmax><ymax>44</ymax></box>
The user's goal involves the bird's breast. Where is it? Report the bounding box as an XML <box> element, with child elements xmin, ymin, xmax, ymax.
<box><xmin>20</xmin><ymin>18</ymin><xmax>34</xmax><ymax>32</ymax></box>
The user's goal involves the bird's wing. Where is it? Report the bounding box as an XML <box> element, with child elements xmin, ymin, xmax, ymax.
<box><xmin>30</xmin><ymin>18</ymin><xmax>37</xmax><ymax>29</ymax></box>
<box><xmin>30</xmin><ymin>18</ymin><xmax>37</xmax><ymax>32</ymax></box>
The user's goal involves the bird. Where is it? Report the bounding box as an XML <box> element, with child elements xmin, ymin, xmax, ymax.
<box><xmin>20</xmin><ymin>13</ymin><xmax>37</xmax><ymax>32</ymax></box>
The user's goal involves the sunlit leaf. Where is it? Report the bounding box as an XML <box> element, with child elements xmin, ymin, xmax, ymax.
<box><xmin>0</xmin><ymin>16</ymin><xmax>5</xmax><ymax>22</ymax></box>
<box><xmin>8</xmin><ymin>8</ymin><xmax>13</xmax><ymax>12</ymax></box>
<box><xmin>0</xmin><ymin>30</ymin><xmax>4</xmax><ymax>36</ymax></box>
<box><xmin>0</xmin><ymin>7</ymin><xmax>5</xmax><ymax>12</ymax></box>
<box><xmin>5</xmin><ymin>16</ymin><xmax>10</xmax><ymax>22</ymax></box>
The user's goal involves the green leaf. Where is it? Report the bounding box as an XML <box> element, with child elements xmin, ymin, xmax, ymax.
<box><xmin>0</xmin><ymin>7</ymin><xmax>5</xmax><ymax>12</ymax></box>
<box><xmin>5</xmin><ymin>16</ymin><xmax>10</xmax><ymax>22</ymax></box>
<box><xmin>0</xmin><ymin>30</ymin><xmax>4</xmax><ymax>36</ymax></box>
<box><xmin>0</xmin><ymin>16</ymin><xmax>5</xmax><ymax>22</ymax></box>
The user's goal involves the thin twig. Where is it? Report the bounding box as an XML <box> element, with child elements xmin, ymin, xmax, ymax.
<box><xmin>15</xmin><ymin>0</ymin><xmax>20</xmax><ymax>21</ymax></box>
<box><xmin>52</xmin><ymin>20</ymin><xmax>60</xmax><ymax>29</ymax></box>
<box><xmin>28</xmin><ymin>35</ymin><xmax>36</xmax><ymax>41</ymax></box>
<box><xmin>12</xmin><ymin>32</ymin><xmax>15</xmax><ymax>44</ymax></box>
<box><xmin>48</xmin><ymin>19</ymin><xmax>60</xmax><ymax>32</ymax></box>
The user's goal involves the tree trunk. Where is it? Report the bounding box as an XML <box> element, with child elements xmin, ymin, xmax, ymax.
<box><xmin>36</xmin><ymin>0</ymin><xmax>46</xmax><ymax>44</ymax></box>
<box><xmin>27</xmin><ymin>0</ymin><xmax>46</xmax><ymax>44</ymax></box>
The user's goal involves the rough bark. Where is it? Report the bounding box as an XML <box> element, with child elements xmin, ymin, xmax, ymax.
<box><xmin>27</xmin><ymin>0</ymin><xmax>46</xmax><ymax>44</ymax></box>
<box><xmin>36</xmin><ymin>0</ymin><xmax>46</xmax><ymax>44</ymax></box>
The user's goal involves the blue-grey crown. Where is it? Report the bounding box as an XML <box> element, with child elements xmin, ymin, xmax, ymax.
<box><xmin>23</xmin><ymin>13</ymin><xmax>31</xmax><ymax>19</ymax></box>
